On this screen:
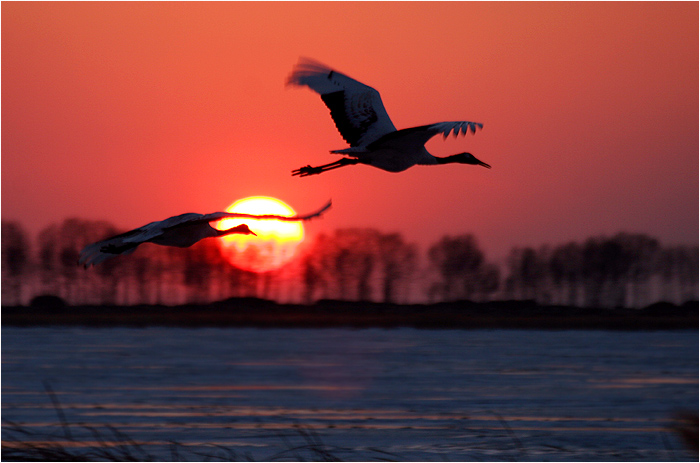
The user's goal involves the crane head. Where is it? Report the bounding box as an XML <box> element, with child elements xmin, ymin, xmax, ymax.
<box><xmin>458</xmin><ymin>152</ymin><xmax>491</xmax><ymax>169</ymax></box>
<box><xmin>219</xmin><ymin>224</ymin><xmax>257</xmax><ymax>237</ymax></box>
<box><xmin>235</xmin><ymin>224</ymin><xmax>257</xmax><ymax>236</ymax></box>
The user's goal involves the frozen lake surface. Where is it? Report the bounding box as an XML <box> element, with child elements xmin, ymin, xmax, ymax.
<box><xmin>2</xmin><ymin>327</ymin><xmax>698</xmax><ymax>461</ymax></box>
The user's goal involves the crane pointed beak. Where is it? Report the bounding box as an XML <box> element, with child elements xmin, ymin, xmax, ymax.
<box><xmin>465</xmin><ymin>153</ymin><xmax>491</xmax><ymax>169</ymax></box>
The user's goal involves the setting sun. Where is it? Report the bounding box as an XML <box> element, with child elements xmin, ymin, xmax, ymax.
<box><xmin>215</xmin><ymin>197</ymin><xmax>304</xmax><ymax>273</ymax></box>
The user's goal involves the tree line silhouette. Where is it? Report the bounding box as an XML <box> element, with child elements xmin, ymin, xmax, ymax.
<box><xmin>2</xmin><ymin>218</ymin><xmax>697</xmax><ymax>308</ymax></box>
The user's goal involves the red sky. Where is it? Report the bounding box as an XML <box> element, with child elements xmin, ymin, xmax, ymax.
<box><xmin>3</xmin><ymin>2</ymin><xmax>698</xmax><ymax>261</ymax></box>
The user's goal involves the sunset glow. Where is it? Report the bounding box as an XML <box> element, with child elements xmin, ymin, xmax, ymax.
<box><xmin>2</xmin><ymin>2</ymin><xmax>697</xmax><ymax>263</ymax></box>
<box><xmin>216</xmin><ymin>197</ymin><xmax>303</xmax><ymax>273</ymax></box>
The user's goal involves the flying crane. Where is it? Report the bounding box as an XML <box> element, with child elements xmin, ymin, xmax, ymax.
<box><xmin>79</xmin><ymin>200</ymin><xmax>331</xmax><ymax>267</ymax></box>
<box><xmin>288</xmin><ymin>58</ymin><xmax>491</xmax><ymax>177</ymax></box>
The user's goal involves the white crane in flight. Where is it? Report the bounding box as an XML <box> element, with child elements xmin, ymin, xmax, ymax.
<box><xmin>79</xmin><ymin>200</ymin><xmax>331</xmax><ymax>267</ymax></box>
<box><xmin>288</xmin><ymin>58</ymin><xmax>491</xmax><ymax>177</ymax></box>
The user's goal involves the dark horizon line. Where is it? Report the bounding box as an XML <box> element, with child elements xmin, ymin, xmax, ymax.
<box><xmin>3</xmin><ymin>297</ymin><xmax>697</xmax><ymax>331</ymax></box>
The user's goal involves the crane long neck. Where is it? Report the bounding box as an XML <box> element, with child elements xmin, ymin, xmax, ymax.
<box><xmin>433</xmin><ymin>154</ymin><xmax>462</xmax><ymax>164</ymax></box>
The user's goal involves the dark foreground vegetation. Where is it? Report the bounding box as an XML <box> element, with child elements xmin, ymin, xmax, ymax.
<box><xmin>3</xmin><ymin>406</ymin><xmax>697</xmax><ymax>462</ymax></box>
<box><xmin>2</xmin><ymin>419</ymin><xmax>390</xmax><ymax>462</ymax></box>
<box><xmin>3</xmin><ymin>297</ymin><xmax>697</xmax><ymax>330</ymax></box>
<box><xmin>3</xmin><ymin>385</ymin><xmax>697</xmax><ymax>462</ymax></box>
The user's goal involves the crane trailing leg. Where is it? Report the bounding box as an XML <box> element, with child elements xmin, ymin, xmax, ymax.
<box><xmin>292</xmin><ymin>157</ymin><xmax>360</xmax><ymax>177</ymax></box>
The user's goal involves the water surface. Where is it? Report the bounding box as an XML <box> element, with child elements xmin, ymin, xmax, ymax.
<box><xmin>2</xmin><ymin>327</ymin><xmax>697</xmax><ymax>460</ymax></box>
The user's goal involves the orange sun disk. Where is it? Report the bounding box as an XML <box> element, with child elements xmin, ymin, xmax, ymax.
<box><xmin>215</xmin><ymin>196</ymin><xmax>304</xmax><ymax>273</ymax></box>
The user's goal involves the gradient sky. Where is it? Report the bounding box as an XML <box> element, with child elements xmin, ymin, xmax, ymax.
<box><xmin>3</xmin><ymin>2</ymin><xmax>698</xmax><ymax>262</ymax></box>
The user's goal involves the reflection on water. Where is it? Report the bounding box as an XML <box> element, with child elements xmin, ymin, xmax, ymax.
<box><xmin>2</xmin><ymin>327</ymin><xmax>698</xmax><ymax>461</ymax></box>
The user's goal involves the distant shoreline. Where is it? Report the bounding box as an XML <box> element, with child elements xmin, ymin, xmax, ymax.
<box><xmin>2</xmin><ymin>298</ymin><xmax>697</xmax><ymax>330</ymax></box>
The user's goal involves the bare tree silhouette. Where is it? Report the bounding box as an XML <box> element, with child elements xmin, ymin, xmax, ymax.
<box><xmin>505</xmin><ymin>247</ymin><xmax>549</xmax><ymax>302</ymax></box>
<box><xmin>617</xmin><ymin>233</ymin><xmax>659</xmax><ymax>307</ymax></box>
<box><xmin>331</xmin><ymin>229</ymin><xmax>381</xmax><ymax>301</ymax></box>
<box><xmin>549</xmin><ymin>242</ymin><xmax>583</xmax><ymax>306</ymax></box>
<box><xmin>299</xmin><ymin>228</ymin><xmax>419</xmax><ymax>302</ymax></box>
<box><xmin>300</xmin><ymin>253</ymin><xmax>322</xmax><ymax>304</ymax></box>
<box><xmin>657</xmin><ymin>245</ymin><xmax>699</xmax><ymax>304</ymax></box>
<box><xmin>378</xmin><ymin>233</ymin><xmax>417</xmax><ymax>303</ymax></box>
<box><xmin>428</xmin><ymin>234</ymin><xmax>498</xmax><ymax>301</ymax></box>
<box><xmin>37</xmin><ymin>224</ymin><xmax>61</xmax><ymax>298</ymax></box>
<box><xmin>2</xmin><ymin>221</ymin><xmax>30</xmax><ymax>305</ymax></box>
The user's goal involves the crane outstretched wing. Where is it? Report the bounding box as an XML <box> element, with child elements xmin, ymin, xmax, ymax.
<box><xmin>77</xmin><ymin>215</ymin><xmax>204</xmax><ymax>268</ymax></box>
<box><xmin>77</xmin><ymin>225</ymin><xmax>153</xmax><ymax>268</ymax></box>
<box><xmin>205</xmin><ymin>199</ymin><xmax>332</xmax><ymax>223</ymax></box>
<box><xmin>287</xmin><ymin>58</ymin><xmax>397</xmax><ymax>148</ymax></box>
<box><xmin>137</xmin><ymin>199</ymin><xmax>332</xmax><ymax>232</ymax></box>
<box><xmin>78</xmin><ymin>243</ymin><xmax>136</xmax><ymax>267</ymax></box>
<box><xmin>369</xmin><ymin>121</ymin><xmax>483</xmax><ymax>150</ymax></box>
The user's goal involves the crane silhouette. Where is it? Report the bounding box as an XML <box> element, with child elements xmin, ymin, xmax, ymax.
<box><xmin>288</xmin><ymin>58</ymin><xmax>490</xmax><ymax>177</ymax></box>
<box><xmin>79</xmin><ymin>200</ymin><xmax>331</xmax><ymax>267</ymax></box>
